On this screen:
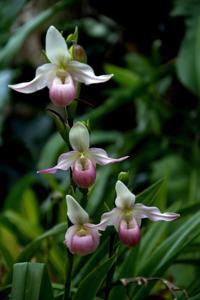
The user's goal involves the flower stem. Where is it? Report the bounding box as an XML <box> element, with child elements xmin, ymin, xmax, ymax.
<box><xmin>63</xmin><ymin>249</ymin><xmax>73</xmax><ymax>300</ymax></box>
<box><xmin>105</xmin><ymin>231</ymin><xmax>116</xmax><ymax>300</ymax></box>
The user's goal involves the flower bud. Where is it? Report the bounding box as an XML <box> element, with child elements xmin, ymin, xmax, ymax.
<box><xmin>49</xmin><ymin>76</ymin><xmax>76</xmax><ymax>107</ymax></box>
<box><xmin>71</xmin><ymin>44</ymin><xmax>87</xmax><ymax>63</ymax></box>
<box><xmin>64</xmin><ymin>225</ymin><xmax>100</xmax><ymax>255</ymax></box>
<box><xmin>118</xmin><ymin>219</ymin><xmax>141</xmax><ymax>247</ymax></box>
<box><xmin>72</xmin><ymin>157</ymin><xmax>96</xmax><ymax>188</ymax></box>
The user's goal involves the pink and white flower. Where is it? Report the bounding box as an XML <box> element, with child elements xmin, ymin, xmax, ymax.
<box><xmin>8</xmin><ymin>26</ymin><xmax>113</xmax><ymax>107</ymax></box>
<box><xmin>101</xmin><ymin>180</ymin><xmax>180</xmax><ymax>247</ymax></box>
<box><xmin>65</xmin><ymin>195</ymin><xmax>105</xmax><ymax>255</ymax></box>
<box><xmin>38</xmin><ymin>122</ymin><xmax>129</xmax><ymax>188</ymax></box>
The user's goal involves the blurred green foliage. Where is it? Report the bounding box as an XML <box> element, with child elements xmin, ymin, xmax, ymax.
<box><xmin>1</xmin><ymin>0</ymin><xmax>200</xmax><ymax>299</ymax></box>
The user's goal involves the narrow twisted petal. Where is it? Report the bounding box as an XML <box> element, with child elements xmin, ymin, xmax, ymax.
<box><xmin>115</xmin><ymin>180</ymin><xmax>135</xmax><ymax>209</ymax></box>
<box><xmin>45</xmin><ymin>25</ymin><xmax>70</xmax><ymax>64</ymax></box>
<box><xmin>8</xmin><ymin>63</ymin><xmax>56</xmax><ymax>93</ymax></box>
<box><xmin>88</xmin><ymin>148</ymin><xmax>129</xmax><ymax>165</ymax></box>
<box><xmin>134</xmin><ymin>203</ymin><xmax>180</xmax><ymax>223</ymax></box>
<box><xmin>37</xmin><ymin>151</ymin><xmax>78</xmax><ymax>174</ymax></box>
<box><xmin>66</xmin><ymin>195</ymin><xmax>89</xmax><ymax>224</ymax></box>
<box><xmin>49</xmin><ymin>75</ymin><xmax>76</xmax><ymax>107</ymax></box>
<box><xmin>68</xmin><ymin>60</ymin><xmax>113</xmax><ymax>85</ymax></box>
<box><xmin>69</xmin><ymin>122</ymin><xmax>90</xmax><ymax>151</ymax></box>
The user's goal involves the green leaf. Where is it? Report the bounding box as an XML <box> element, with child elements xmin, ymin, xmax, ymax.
<box><xmin>2</xmin><ymin>210</ymin><xmax>43</xmax><ymax>240</ymax></box>
<box><xmin>37</xmin><ymin>132</ymin><xmax>65</xmax><ymax>170</ymax></box>
<box><xmin>15</xmin><ymin>223</ymin><xmax>67</xmax><ymax>263</ymax></box>
<box><xmin>21</xmin><ymin>189</ymin><xmax>40</xmax><ymax>225</ymax></box>
<box><xmin>73</xmin><ymin>256</ymin><xmax>115</xmax><ymax>300</ymax></box>
<box><xmin>171</xmin><ymin>0</ymin><xmax>200</xmax><ymax>18</ymax></box>
<box><xmin>4</xmin><ymin>223</ymin><xmax>66</xmax><ymax>284</ymax></box>
<box><xmin>133</xmin><ymin>211</ymin><xmax>200</xmax><ymax>300</ymax></box>
<box><xmin>176</xmin><ymin>15</ymin><xmax>200</xmax><ymax>97</ymax></box>
<box><xmin>10</xmin><ymin>263</ymin><xmax>54</xmax><ymax>300</ymax></box>
<box><xmin>4</xmin><ymin>174</ymin><xmax>36</xmax><ymax>211</ymax></box>
<box><xmin>136</xmin><ymin>178</ymin><xmax>165</xmax><ymax>206</ymax></box>
<box><xmin>0</xmin><ymin>1</ymin><xmax>75</xmax><ymax>66</ymax></box>
<box><xmin>86</xmin><ymin>166</ymin><xmax>112</xmax><ymax>215</ymax></box>
<box><xmin>104</xmin><ymin>64</ymin><xmax>141</xmax><ymax>87</ymax></box>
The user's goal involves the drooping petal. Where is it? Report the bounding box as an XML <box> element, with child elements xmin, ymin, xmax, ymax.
<box><xmin>37</xmin><ymin>151</ymin><xmax>78</xmax><ymax>174</ymax></box>
<box><xmin>69</xmin><ymin>122</ymin><xmax>90</xmax><ymax>151</ymax></box>
<box><xmin>115</xmin><ymin>180</ymin><xmax>135</xmax><ymax>209</ymax></box>
<box><xmin>134</xmin><ymin>203</ymin><xmax>180</xmax><ymax>224</ymax></box>
<box><xmin>68</xmin><ymin>60</ymin><xmax>113</xmax><ymax>85</ymax></box>
<box><xmin>66</xmin><ymin>195</ymin><xmax>89</xmax><ymax>224</ymax></box>
<box><xmin>72</xmin><ymin>158</ymin><xmax>96</xmax><ymax>188</ymax></box>
<box><xmin>88</xmin><ymin>148</ymin><xmax>129</xmax><ymax>165</ymax></box>
<box><xmin>45</xmin><ymin>25</ymin><xmax>70</xmax><ymax>64</ymax></box>
<box><xmin>49</xmin><ymin>75</ymin><xmax>76</xmax><ymax>107</ymax></box>
<box><xmin>9</xmin><ymin>63</ymin><xmax>56</xmax><ymax>93</ymax></box>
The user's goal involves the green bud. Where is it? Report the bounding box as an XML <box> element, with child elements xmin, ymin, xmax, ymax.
<box><xmin>118</xmin><ymin>171</ymin><xmax>129</xmax><ymax>185</ymax></box>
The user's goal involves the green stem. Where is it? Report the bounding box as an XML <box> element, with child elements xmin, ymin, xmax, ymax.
<box><xmin>63</xmin><ymin>249</ymin><xmax>73</xmax><ymax>300</ymax></box>
<box><xmin>104</xmin><ymin>232</ymin><xmax>116</xmax><ymax>300</ymax></box>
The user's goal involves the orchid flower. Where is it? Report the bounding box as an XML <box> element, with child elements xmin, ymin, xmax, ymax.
<box><xmin>8</xmin><ymin>26</ymin><xmax>113</xmax><ymax>107</ymax></box>
<box><xmin>101</xmin><ymin>181</ymin><xmax>180</xmax><ymax>247</ymax></box>
<box><xmin>65</xmin><ymin>195</ymin><xmax>105</xmax><ymax>255</ymax></box>
<box><xmin>38</xmin><ymin>122</ymin><xmax>129</xmax><ymax>188</ymax></box>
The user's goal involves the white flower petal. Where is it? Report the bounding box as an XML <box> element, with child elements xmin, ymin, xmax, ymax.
<box><xmin>134</xmin><ymin>203</ymin><xmax>180</xmax><ymax>222</ymax></box>
<box><xmin>37</xmin><ymin>151</ymin><xmax>78</xmax><ymax>174</ymax></box>
<box><xmin>69</xmin><ymin>122</ymin><xmax>90</xmax><ymax>151</ymax></box>
<box><xmin>8</xmin><ymin>63</ymin><xmax>56</xmax><ymax>93</ymax></box>
<box><xmin>100</xmin><ymin>208</ymin><xmax>121</xmax><ymax>231</ymax></box>
<box><xmin>88</xmin><ymin>148</ymin><xmax>129</xmax><ymax>165</ymax></box>
<box><xmin>68</xmin><ymin>60</ymin><xmax>113</xmax><ymax>85</ymax></box>
<box><xmin>45</xmin><ymin>25</ymin><xmax>70</xmax><ymax>64</ymax></box>
<box><xmin>36</xmin><ymin>63</ymin><xmax>56</xmax><ymax>87</ymax></box>
<box><xmin>66</xmin><ymin>195</ymin><xmax>89</xmax><ymax>224</ymax></box>
<box><xmin>115</xmin><ymin>181</ymin><xmax>135</xmax><ymax>209</ymax></box>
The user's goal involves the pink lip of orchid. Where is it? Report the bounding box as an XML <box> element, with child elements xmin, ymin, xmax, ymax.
<box><xmin>64</xmin><ymin>195</ymin><xmax>106</xmax><ymax>255</ymax></box>
<box><xmin>100</xmin><ymin>180</ymin><xmax>180</xmax><ymax>247</ymax></box>
<box><xmin>37</xmin><ymin>122</ymin><xmax>129</xmax><ymax>188</ymax></box>
<box><xmin>8</xmin><ymin>25</ymin><xmax>113</xmax><ymax>107</ymax></box>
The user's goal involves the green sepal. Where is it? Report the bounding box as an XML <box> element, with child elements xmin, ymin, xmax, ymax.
<box><xmin>66</xmin><ymin>26</ymin><xmax>79</xmax><ymax>44</ymax></box>
<box><xmin>47</xmin><ymin>108</ymin><xmax>70</xmax><ymax>145</ymax></box>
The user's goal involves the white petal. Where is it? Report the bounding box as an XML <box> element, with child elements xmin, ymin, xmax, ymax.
<box><xmin>8</xmin><ymin>63</ymin><xmax>56</xmax><ymax>93</ymax></box>
<box><xmin>66</xmin><ymin>195</ymin><xmax>89</xmax><ymax>224</ymax></box>
<box><xmin>36</xmin><ymin>63</ymin><xmax>56</xmax><ymax>87</ymax></box>
<box><xmin>115</xmin><ymin>181</ymin><xmax>135</xmax><ymax>209</ymax></box>
<box><xmin>100</xmin><ymin>208</ymin><xmax>121</xmax><ymax>231</ymax></box>
<box><xmin>68</xmin><ymin>60</ymin><xmax>113</xmax><ymax>85</ymax></box>
<box><xmin>45</xmin><ymin>25</ymin><xmax>70</xmax><ymax>64</ymax></box>
<box><xmin>37</xmin><ymin>151</ymin><xmax>78</xmax><ymax>174</ymax></box>
<box><xmin>69</xmin><ymin>122</ymin><xmax>90</xmax><ymax>151</ymax></box>
<box><xmin>134</xmin><ymin>203</ymin><xmax>180</xmax><ymax>222</ymax></box>
<box><xmin>88</xmin><ymin>148</ymin><xmax>129</xmax><ymax>165</ymax></box>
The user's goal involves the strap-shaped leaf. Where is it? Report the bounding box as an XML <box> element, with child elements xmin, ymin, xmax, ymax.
<box><xmin>10</xmin><ymin>263</ymin><xmax>54</xmax><ymax>300</ymax></box>
<box><xmin>73</xmin><ymin>256</ymin><xmax>115</xmax><ymax>300</ymax></box>
<box><xmin>132</xmin><ymin>210</ymin><xmax>200</xmax><ymax>299</ymax></box>
<box><xmin>176</xmin><ymin>15</ymin><xmax>200</xmax><ymax>98</ymax></box>
<box><xmin>136</xmin><ymin>178</ymin><xmax>165</xmax><ymax>205</ymax></box>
